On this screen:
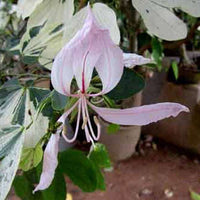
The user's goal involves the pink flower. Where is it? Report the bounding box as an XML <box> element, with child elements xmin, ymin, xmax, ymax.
<box><xmin>51</xmin><ymin>5</ymin><xmax>188</xmax><ymax>143</ymax></box>
<box><xmin>34</xmin><ymin>5</ymin><xmax>189</xmax><ymax>192</ymax></box>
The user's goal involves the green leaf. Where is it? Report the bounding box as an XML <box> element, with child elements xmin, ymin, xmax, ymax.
<box><xmin>59</xmin><ymin>149</ymin><xmax>98</xmax><ymax>192</ymax></box>
<box><xmin>89</xmin><ymin>143</ymin><xmax>111</xmax><ymax>169</ymax></box>
<box><xmin>41</xmin><ymin>168</ymin><xmax>66</xmax><ymax>200</ymax></box>
<box><xmin>107</xmin><ymin>123</ymin><xmax>120</xmax><ymax>134</ymax></box>
<box><xmin>13</xmin><ymin>175</ymin><xmax>41</xmax><ymax>200</ymax></box>
<box><xmin>92</xmin><ymin>165</ymin><xmax>105</xmax><ymax>191</ymax></box>
<box><xmin>171</xmin><ymin>61</ymin><xmax>179</xmax><ymax>80</ymax></box>
<box><xmin>190</xmin><ymin>190</ymin><xmax>200</xmax><ymax>200</ymax></box>
<box><xmin>36</xmin><ymin>92</ymin><xmax>53</xmax><ymax>118</ymax></box>
<box><xmin>14</xmin><ymin>167</ymin><xmax>66</xmax><ymax>200</ymax></box>
<box><xmin>19</xmin><ymin>144</ymin><xmax>43</xmax><ymax>171</ymax></box>
<box><xmin>22</xmin><ymin>56</ymin><xmax>39</xmax><ymax>64</ymax></box>
<box><xmin>51</xmin><ymin>90</ymin><xmax>68</xmax><ymax>111</ymax></box>
<box><xmin>0</xmin><ymin>126</ymin><xmax>24</xmax><ymax>200</ymax></box>
<box><xmin>29</xmin><ymin>25</ymin><xmax>44</xmax><ymax>38</ymax></box>
<box><xmin>107</xmin><ymin>68</ymin><xmax>145</xmax><ymax>100</ymax></box>
<box><xmin>151</xmin><ymin>37</ymin><xmax>163</xmax><ymax>71</ymax></box>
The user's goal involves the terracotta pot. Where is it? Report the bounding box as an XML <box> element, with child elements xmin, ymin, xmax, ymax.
<box><xmin>99</xmin><ymin>92</ymin><xmax>142</xmax><ymax>162</ymax></box>
<box><xmin>143</xmin><ymin>81</ymin><xmax>200</xmax><ymax>154</ymax></box>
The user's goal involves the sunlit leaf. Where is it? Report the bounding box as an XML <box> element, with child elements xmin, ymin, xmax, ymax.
<box><xmin>132</xmin><ymin>0</ymin><xmax>187</xmax><ymax>40</ymax></box>
<box><xmin>0</xmin><ymin>80</ymin><xmax>50</xmax><ymax>148</ymax></box>
<box><xmin>19</xmin><ymin>144</ymin><xmax>43</xmax><ymax>171</ymax></box>
<box><xmin>0</xmin><ymin>10</ymin><xmax>9</xmax><ymax>29</ymax></box>
<box><xmin>27</xmin><ymin>0</ymin><xmax>74</xmax><ymax>30</ymax></box>
<box><xmin>171</xmin><ymin>61</ymin><xmax>179</xmax><ymax>80</ymax></box>
<box><xmin>16</xmin><ymin>0</ymin><xmax>43</xmax><ymax>19</ymax></box>
<box><xmin>190</xmin><ymin>190</ymin><xmax>200</xmax><ymax>200</ymax></box>
<box><xmin>89</xmin><ymin>143</ymin><xmax>111</xmax><ymax>169</ymax></box>
<box><xmin>151</xmin><ymin>0</ymin><xmax>200</xmax><ymax>17</ymax></box>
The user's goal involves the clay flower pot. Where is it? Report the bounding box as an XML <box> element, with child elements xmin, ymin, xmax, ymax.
<box><xmin>99</xmin><ymin>119</ymin><xmax>141</xmax><ymax>161</ymax></box>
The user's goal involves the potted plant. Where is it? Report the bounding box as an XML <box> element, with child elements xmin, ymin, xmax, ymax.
<box><xmin>0</xmin><ymin>0</ymin><xmax>195</xmax><ymax>199</ymax></box>
<box><xmin>142</xmin><ymin>15</ymin><xmax>200</xmax><ymax>153</ymax></box>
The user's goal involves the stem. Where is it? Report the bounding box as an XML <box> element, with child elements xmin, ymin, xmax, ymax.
<box><xmin>120</xmin><ymin>0</ymin><xmax>140</xmax><ymax>52</ymax></box>
<box><xmin>179</xmin><ymin>43</ymin><xmax>193</xmax><ymax>66</ymax></box>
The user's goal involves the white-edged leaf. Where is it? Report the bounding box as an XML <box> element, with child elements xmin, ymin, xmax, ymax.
<box><xmin>20</xmin><ymin>0</ymin><xmax>74</xmax><ymax>60</ymax></box>
<box><xmin>27</xmin><ymin>0</ymin><xmax>74</xmax><ymax>30</ymax></box>
<box><xmin>16</xmin><ymin>0</ymin><xmax>43</xmax><ymax>19</ymax></box>
<box><xmin>151</xmin><ymin>0</ymin><xmax>200</xmax><ymax>17</ymax></box>
<box><xmin>0</xmin><ymin>80</ymin><xmax>50</xmax><ymax>148</ymax></box>
<box><xmin>0</xmin><ymin>10</ymin><xmax>9</xmax><ymax>29</ymax></box>
<box><xmin>23</xmin><ymin>87</ymin><xmax>50</xmax><ymax>148</ymax></box>
<box><xmin>132</xmin><ymin>0</ymin><xmax>187</xmax><ymax>41</ymax></box>
<box><xmin>0</xmin><ymin>125</ymin><xmax>22</xmax><ymax>159</ymax></box>
<box><xmin>0</xmin><ymin>80</ymin><xmax>24</xmax><ymax>126</ymax></box>
<box><xmin>39</xmin><ymin>31</ymin><xmax>63</xmax><ymax>69</ymax></box>
<box><xmin>0</xmin><ymin>126</ymin><xmax>24</xmax><ymax>200</ymax></box>
<box><xmin>21</xmin><ymin>24</ymin><xmax>62</xmax><ymax>57</ymax></box>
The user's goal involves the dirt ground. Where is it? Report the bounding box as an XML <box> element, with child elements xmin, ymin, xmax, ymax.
<box><xmin>67</xmin><ymin>141</ymin><xmax>200</xmax><ymax>200</ymax></box>
<box><xmin>10</xmin><ymin>140</ymin><xmax>200</xmax><ymax>200</ymax></box>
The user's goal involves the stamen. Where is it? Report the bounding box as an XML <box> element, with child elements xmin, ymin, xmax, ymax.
<box><xmin>81</xmin><ymin>97</ymin><xmax>91</xmax><ymax>143</ymax></box>
<box><xmin>93</xmin><ymin>116</ymin><xmax>101</xmax><ymax>140</ymax></box>
<box><xmin>62</xmin><ymin>100</ymin><xmax>81</xmax><ymax>143</ymax></box>
<box><xmin>83</xmin><ymin>97</ymin><xmax>100</xmax><ymax>141</ymax></box>
<box><xmin>81</xmin><ymin>117</ymin><xmax>88</xmax><ymax>130</ymax></box>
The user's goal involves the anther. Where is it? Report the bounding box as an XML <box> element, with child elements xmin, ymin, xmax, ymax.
<box><xmin>82</xmin><ymin>117</ymin><xmax>88</xmax><ymax>130</ymax></box>
<box><xmin>93</xmin><ymin>116</ymin><xmax>100</xmax><ymax>126</ymax></box>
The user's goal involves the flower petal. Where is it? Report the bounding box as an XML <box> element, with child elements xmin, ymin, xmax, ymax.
<box><xmin>95</xmin><ymin>36</ymin><xmax>124</xmax><ymax>94</ymax></box>
<box><xmin>53</xmin><ymin>7</ymin><xmax>105</xmax><ymax>93</ymax></box>
<box><xmin>123</xmin><ymin>53</ymin><xmax>152</xmax><ymax>68</ymax></box>
<box><xmin>51</xmin><ymin>47</ymin><xmax>74</xmax><ymax>96</ymax></box>
<box><xmin>88</xmin><ymin>102</ymin><xmax>189</xmax><ymax>125</ymax></box>
<box><xmin>33</xmin><ymin>132</ymin><xmax>60</xmax><ymax>193</ymax></box>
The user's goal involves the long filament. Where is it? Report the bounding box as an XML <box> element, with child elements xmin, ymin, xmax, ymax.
<box><xmin>81</xmin><ymin>97</ymin><xmax>95</xmax><ymax>146</ymax></box>
<box><xmin>83</xmin><ymin>97</ymin><xmax>101</xmax><ymax>140</ymax></box>
<box><xmin>62</xmin><ymin>100</ymin><xmax>81</xmax><ymax>143</ymax></box>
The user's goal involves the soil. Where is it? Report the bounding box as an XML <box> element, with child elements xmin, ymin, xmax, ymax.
<box><xmin>10</xmin><ymin>140</ymin><xmax>200</xmax><ymax>200</ymax></box>
<box><xmin>67</xmin><ymin>141</ymin><xmax>200</xmax><ymax>200</ymax></box>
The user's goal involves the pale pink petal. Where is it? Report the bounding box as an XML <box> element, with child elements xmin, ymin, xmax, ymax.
<box><xmin>56</xmin><ymin>7</ymin><xmax>105</xmax><ymax>93</ymax></box>
<box><xmin>51</xmin><ymin>46</ymin><xmax>74</xmax><ymax>96</ymax></box>
<box><xmin>123</xmin><ymin>53</ymin><xmax>152</xmax><ymax>68</ymax></box>
<box><xmin>95</xmin><ymin>35</ymin><xmax>124</xmax><ymax>94</ymax></box>
<box><xmin>88</xmin><ymin>101</ymin><xmax>189</xmax><ymax>125</ymax></box>
<box><xmin>33</xmin><ymin>132</ymin><xmax>60</xmax><ymax>193</ymax></box>
<box><xmin>57</xmin><ymin>99</ymin><xmax>80</xmax><ymax>124</ymax></box>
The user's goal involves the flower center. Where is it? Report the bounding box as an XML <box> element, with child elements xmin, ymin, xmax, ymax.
<box><xmin>62</xmin><ymin>94</ymin><xmax>101</xmax><ymax>145</ymax></box>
